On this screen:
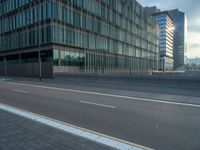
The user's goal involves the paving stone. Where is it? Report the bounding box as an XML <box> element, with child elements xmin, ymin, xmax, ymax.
<box><xmin>0</xmin><ymin>109</ymin><xmax>116</xmax><ymax>150</ymax></box>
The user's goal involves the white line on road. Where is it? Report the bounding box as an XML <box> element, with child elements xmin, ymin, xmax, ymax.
<box><xmin>0</xmin><ymin>103</ymin><xmax>149</xmax><ymax>150</ymax></box>
<box><xmin>80</xmin><ymin>101</ymin><xmax>116</xmax><ymax>109</ymax></box>
<box><xmin>12</xmin><ymin>89</ymin><xmax>29</xmax><ymax>94</ymax></box>
<box><xmin>4</xmin><ymin>81</ymin><xmax>200</xmax><ymax>108</ymax></box>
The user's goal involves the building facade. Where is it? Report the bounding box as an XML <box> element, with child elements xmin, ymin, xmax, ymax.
<box><xmin>0</xmin><ymin>0</ymin><xmax>159</xmax><ymax>78</ymax></box>
<box><xmin>152</xmin><ymin>12</ymin><xmax>174</xmax><ymax>71</ymax></box>
<box><xmin>169</xmin><ymin>9</ymin><xmax>187</xmax><ymax>69</ymax></box>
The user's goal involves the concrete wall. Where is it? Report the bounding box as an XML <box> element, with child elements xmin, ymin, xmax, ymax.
<box><xmin>55</xmin><ymin>73</ymin><xmax>200</xmax><ymax>89</ymax></box>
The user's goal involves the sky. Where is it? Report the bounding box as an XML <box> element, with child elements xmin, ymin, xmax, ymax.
<box><xmin>137</xmin><ymin>0</ymin><xmax>200</xmax><ymax>58</ymax></box>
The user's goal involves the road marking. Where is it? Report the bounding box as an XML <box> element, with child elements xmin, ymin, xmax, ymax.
<box><xmin>12</xmin><ymin>89</ymin><xmax>29</xmax><ymax>94</ymax></box>
<box><xmin>80</xmin><ymin>101</ymin><xmax>116</xmax><ymax>109</ymax></box>
<box><xmin>0</xmin><ymin>103</ymin><xmax>150</xmax><ymax>150</ymax></box>
<box><xmin>4</xmin><ymin>81</ymin><xmax>200</xmax><ymax>108</ymax></box>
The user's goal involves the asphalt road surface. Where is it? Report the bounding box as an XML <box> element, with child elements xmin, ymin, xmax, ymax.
<box><xmin>0</xmin><ymin>77</ymin><xmax>200</xmax><ymax>150</ymax></box>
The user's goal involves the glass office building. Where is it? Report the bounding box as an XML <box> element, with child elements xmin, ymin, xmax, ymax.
<box><xmin>0</xmin><ymin>0</ymin><xmax>159</xmax><ymax>77</ymax></box>
<box><xmin>153</xmin><ymin>11</ymin><xmax>174</xmax><ymax>71</ymax></box>
<box><xmin>169</xmin><ymin>9</ymin><xmax>187</xmax><ymax>69</ymax></box>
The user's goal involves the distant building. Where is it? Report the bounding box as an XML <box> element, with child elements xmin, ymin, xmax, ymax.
<box><xmin>186</xmin><ymin>58</ymin><xmax>200</xmax><ymax>65</ymax></box>
<box><xmin>169</xmin><ymin>9</ymin><xmax>188</xmax><ymax>69</ymax></box>
<box><xmin>145</xmin><ymin>7</ymin><xmax>188</xmax><ymax>71</ymax></box>
<box><xmin>145</xmin><ymin>7</ymin><xmax>174</xmax><ymax>71</ymax></box>
<box><xmin>153</xmin><ymin>12</ymin><xmax>174</xmax><ymax>71</ymax></box>
<box><xmin>0</xmin><ymin>0</ymin><xmax>159</xmax><ymax>78</ymax></box>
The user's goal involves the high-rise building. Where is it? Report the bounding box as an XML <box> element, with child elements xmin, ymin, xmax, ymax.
<box><xmin>0</xmin><ymin>0</ymin><xmax>159</xmax><ymax>78</ymax></box>
<box><xmin>145</xmin><ymin>7</ymin><xmax>174</xmax><ymax>71</ymax></box>
<box><xmin>169</xmin><ymin>9</ymin><xmax>187</xmax><ymax>69</ymax></box>
<box><xmin>152</xmin><ymin>11</ymin><xmax>174</xmax><ymax>71</ymax></box>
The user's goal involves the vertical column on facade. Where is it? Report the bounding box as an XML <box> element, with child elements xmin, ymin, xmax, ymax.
<box><xmin>85</xmin><ymin>50</ymin><xmax>88</xmax><ymax>74</ymax></box>
<box><xmin>38</xmin><ymin>51</ymin><xmax>42</xmax><ymax>80</ymax></box>
<box><xmin>84</xmin><ymin>49</ymin><xmax>86</xmax><ymax>74</ymax></box>
<box><xmin>92</xmin><ymin>51</ymin><xmax>95</xmax><ymax>74</ymax></box>
<box><xmin>58</xmin><ymin>50</ymin><xmax>61</xmax><ymax>66</ymax></box>
<box><xmin>86</xmin><ymin>49</ymin><xmax>89</xmax><ymax>74</ymax></box>
<box><xmin>110</xmin><ymin>54</ymin><xmax>112</xmax><ymax>74</ymax></box>
<box><xmin>98</xmin><ymin>51</ymin><xmax>101</xmax><ymax>74</ymax></box>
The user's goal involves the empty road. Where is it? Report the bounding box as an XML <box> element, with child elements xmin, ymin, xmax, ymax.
<box><xmin>0</xmin><ymin>78</ymin><xmax>200</xmax><ymax>150</ymax></box>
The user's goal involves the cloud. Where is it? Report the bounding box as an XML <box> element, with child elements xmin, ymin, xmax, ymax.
<box><xmin>186</xmin><ymin>30</ymin><xmax>200</xmax><ymax>58</ymax></box>
<box><xmin>187</xmin><ymin>47</ymin><xmax>200</xmax><ymax>58</ymax></box>
<box><xmin>137</xmin><ymin>0</ymin><xmax>200</xmax><ymax>29</ymax></box>
<box><xmin>137</xmin><ymin>0</ymin><xmax>200</xmax><ymax>58</ymax></box>
<box><xmin>189</xmin><ymin>25</ymin><xmax>200</xmax><ymax>33</ymax></box>
<box><xmin>188</xmin><ymin>30</ymin><xmax>200</xmax><ymax>44</ymax></box>
<box><xmin>190</xmin><ymin>44</ymin><xmax>200</xmax><ymax>49</ymax></box>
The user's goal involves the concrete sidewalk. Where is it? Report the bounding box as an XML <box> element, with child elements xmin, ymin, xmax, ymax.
<box><xmin>0</xmin><ymin>109</ymin><xmax>116</xmax><ymax>150</ymax></box>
